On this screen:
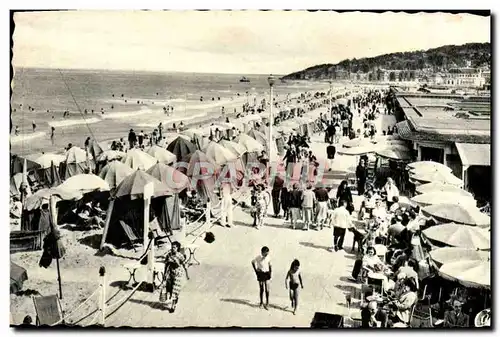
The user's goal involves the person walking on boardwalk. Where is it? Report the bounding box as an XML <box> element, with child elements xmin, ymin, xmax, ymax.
<box><xmin>326</xmin><ymin>141</ymin><xmax>336</xmax><ymax>171</ymax></box>
<box><xmin>329</xmin><ymin>199</ymin><xmax>353</xmax><ymax>252</ymax></box>
<box><xmin>163</xmin><ymin>241</ymin><xmax>190</xmax><ymax>313</ymax></box>
<box><xmin>254</xmin><ymin>184</ymin><xmax>268</xmax><ymax>229</ymax></box>
<box><xmin>285</xmin><ymin>259</ymin><xmax>304</xmax><ymax>315</ymax></box>
<box><xmin>252</xmin><ymin>246</ymin><xmax>272</xmax><ymax>310</ymax></box>
<box><xmin>356</xmin><ymin>159</ymin><xmax>367</xmax><ymax>196</ymax></box>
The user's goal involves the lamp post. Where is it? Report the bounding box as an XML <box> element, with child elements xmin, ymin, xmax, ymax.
<box><xmin>267</xmin><ymin>75</ymin><xmax>276</xmax><ymax>160</ymax></box>
<box><xmin>328</xmin><ymin>80</ymin><xmax>333</xmax><ymax>118</ymax></box>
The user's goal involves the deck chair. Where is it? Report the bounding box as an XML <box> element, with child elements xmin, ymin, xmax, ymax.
<box><xmin>32</xmin><ymin>295</ymin><xmax>64</xmax><ymax>326</ymax></box>
<box><xmin>119</xmin><ymin>220</ymin><xmax>141</xmax><ymax>252</ymax></box>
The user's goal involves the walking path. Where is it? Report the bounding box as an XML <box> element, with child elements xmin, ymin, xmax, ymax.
<box><xmin>100</xmin><ymin>102</ymin><xmax>401</xmax><ymax>327</ymax></box>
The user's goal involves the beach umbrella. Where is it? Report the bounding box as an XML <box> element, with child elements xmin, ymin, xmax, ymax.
<box><xmin>146</xmin><ymin>145</ymin><xmax>176</xmax><ymax>164</ymax></box>
<box><xmin>407</xmin><ymin>161</ymin><xmax>452</xmax><ymax>173</ymax></box>
<box><xmin>429</xmin><ymin>247</ymin><xmax>490</xmax><ymax>268</ymax></box>
<box><xmin>99</xmin><ymin>161</ymin><xmax>135</xmax><ymax>190</ymax></box>
<box><xmin>422</xmin><ymin>223</ymin><xmax>490</xmax><ymax>250</ymax></box>
<box><xmin>10</xmin><ymin>154</ymin><xmax>41</xmax><ymax>175</ymax></box>
<box><xmin>422</xmin><ymin>203</ymin><xmax>490</xmax><ymax>227</ymax></box>
<box><xmin>59</xmin><ymin>174</ymin><xmax>110</xmax><ymax>194</ymax></box>
<box><xmin>146</xmin><ymin>162</ymin><xmax>190</xmax><ymax>194</ymax></box>
<box><xmin>411</xmin><ymin>192</ymin><xmax>476</xmax><ymax>208</ymax></box>
<box><xmin>24</xmin><ymin>186</ymin><xmax>82</xmax><ymax>211</ymax></box>
<box><xmin>218</xmin><ymin>139</ymin><xmax>247</xmax><ymax>157</ymax></box>
<box><xmin>343</xmin><ymin>137</ymin><xmax>375</xmax><ymax>148</ymax></box>
<box><xmin>409</xmin><ymin>170</ymin><xmax>463</xmax><ymax>186</ymax></box>
<box><xmin>35</xmin><ymin>153</ymin><xmax>66</xmax><ymax>169</ymax></box>
<box><xmin>113</xmin><ymin>169</ymin><xmax>172</xmax><ymax>200</ymax></box>
<box><xmin>203</xmin><ymin>141</ymin><xmax>238</xmax><ymax>166</ymax></box>
<box><xmin>10</xmin><ymin>262</ymin><xmax>28</xmax><ymax>294</ymax></box>
<box><xmin>238</xmin><ymin>134</ymin><xmax>264</xmax><ymax>153</ymax></box>
<box><xmin>246</xmin><ymin>129</ymin><xmax>267</xmax><ymax>144</ymax></box>
<box><xmin>180</xmin><ymin>150</ymin><xmax>216</xmax><ymax>177</ymax></box>
<box><xmin>96</xmin><ymin>150</ymin><xmax>126</xmax><ymax>162</ymax></box>
<box><xmin>167</xmin><ymin>136</ymin><xmax>197</xmax><ymax>162</ymax></box>
<box><xmin>375</xmin><ymin>146</ymin><xmax>412</xmax><ymax>161</ymax></box>
<box><xmin>415</xmin><ymin>182</ymin><xmax>472</xmax><ymax>197</ymax></box>
<box><xmin>65</xmin><ymin>146</ymin><xmax>87</xmax><ymax>163</ymax></box>
<box><xmin>121</xmin><ymin>148</ymin><xmax>157</xmax><ymax>170</ymax></box>
<box><xmin>439</xmin><ymin>259</ymin><xmax>490</xmax><ymax>289</ymax></box>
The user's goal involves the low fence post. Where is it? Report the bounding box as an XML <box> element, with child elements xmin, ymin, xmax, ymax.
<box><xmin>99</xmin><ymin>266</ymin><xmax>106</xmax><ymax>327</ymax></box>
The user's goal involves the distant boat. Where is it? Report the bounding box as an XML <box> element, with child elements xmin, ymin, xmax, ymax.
<box><xmin>239</xmin><ymin>76</ymin><xmax>250</xmax><ymax>83</ymax></box>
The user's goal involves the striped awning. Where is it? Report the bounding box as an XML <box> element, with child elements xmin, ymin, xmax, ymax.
<box><xmin>455</xmin><ymin>143</ymin><xmax>490</xmax><ymax>167</ymax></box>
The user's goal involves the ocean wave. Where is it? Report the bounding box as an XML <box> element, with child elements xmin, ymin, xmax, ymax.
<box><xmin>10</xmin><ymin>131</ymin><xmax>46</xmax><ymax>144</ymax></box>
<box><xmin>48</xmin><ymin>117</ymin><xmax>101</xmax><ymax>128</ymax></box>
<box><xmin>100</xmin><ymin>108</ymin><xmax>155</xmax><ymax>120</ymax></box>
<box><xmin>135</xmin><ymin>111</ymin><xmax>208</xmax><ymax>128</ymax></box>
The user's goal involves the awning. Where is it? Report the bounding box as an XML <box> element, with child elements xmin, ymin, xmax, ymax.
<box><xmin>455</xmin><ymin>143</ymin><xmax>491</xmax><ymax>167</ymax></box>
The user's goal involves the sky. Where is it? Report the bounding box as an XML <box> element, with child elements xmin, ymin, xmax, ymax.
<box><xmin>12</xmin><ymin>11</ymin><xmax>490</xmax><ymax>75</ymax></box>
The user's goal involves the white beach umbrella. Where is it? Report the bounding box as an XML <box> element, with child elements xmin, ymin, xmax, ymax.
<box><xmin>218</xmin><ymin>139</ymin><xmax>247</xmax><ymax>157</ymax></box>
<box><xmin>415</xmin><ymin>182</ymin><xmax>473</xmax><ymax>197</ymax></box>
<box><xmin>59</xmin><ymin>174</ymin><xmax>110</xmax><ymax>193</ymax></box>
<box><xmin>410</xmin><ymin>170</ymin><xmax>463</xmax><ymax>186</ymax></box>
<box><xmin>146</xmin><ymin>145</ymin><xmax>176</xmax><ymax>164</ymax></box>
<box><xmin>411</xmin><ymin>192</ymin><xmax>476</xmax><ymax>208</ymax></box>
<box><xmin>407</xmin><ymin>161</ymin><xmax>452</xmax><ymax>173</ymax></box>
<box><xmin>238</xmin><ymin>134</ymin><xmax>264</xmax><ymax>153</ymax></box>
<box><xmin>121</xmin><ymin>148</ymin><xmax>157</xmax><ymax>170</ymax></box>
<box><xmin>203</xmin><ymin>141</ymin><xmax>238</xmax><ymax>166</ymax></box>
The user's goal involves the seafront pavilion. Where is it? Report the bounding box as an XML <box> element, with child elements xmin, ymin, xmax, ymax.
<box><xmin>391</xmin><ymin>90</ymin><xmax>491</xmax><ymax>202</ymax></box>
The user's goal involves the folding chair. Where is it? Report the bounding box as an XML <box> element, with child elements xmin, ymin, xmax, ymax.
<box><xmin>32</xmin><ymin>295</ymin><xmax>64</xmax><ymax>326</ymax></box>
<box><xmin>119</xmin><ymin>220</ymin><xmax>141</xmax><ymax>252</ymax></box>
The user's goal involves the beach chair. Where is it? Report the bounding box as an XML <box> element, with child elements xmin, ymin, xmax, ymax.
<box><xmin>32</xmin><ymin>295</ymin><xmax>64</xmax><ymax>326</ymax></box>
<box><xmin>119</xmin><ymin>220</ymin><xmax>141</xmax><ymax>252</ymax></box>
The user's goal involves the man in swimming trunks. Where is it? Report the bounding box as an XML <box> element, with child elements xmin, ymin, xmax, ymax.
<box><xmin>251</xmin><ymin>246</ymin><xmax>272</xmax><ymax>310</ymax></box>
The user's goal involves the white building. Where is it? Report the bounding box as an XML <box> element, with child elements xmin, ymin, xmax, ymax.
<box><xmin>444</xmin><ymin>67</ymin><xmax>486</xmax><ymax>88</ymax></box>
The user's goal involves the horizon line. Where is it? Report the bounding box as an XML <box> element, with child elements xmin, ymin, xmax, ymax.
<box><xmin>12</xmin><ymin>66</ymin><xmax>288</xmax><ymax>77</ymax></box>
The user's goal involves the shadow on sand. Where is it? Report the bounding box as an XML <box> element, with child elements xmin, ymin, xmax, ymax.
<box><xmin>220</xmin><ymin>298</ymin><xmax>260</xmax><ymax>308</ymax></box>
<box><xmin>220</xmin><ymin>299</ymin><xmax>290</xmax><ymax>312</ymax></box>
<box><xmin>299</xmin><ymin>241</ymin><xmax>330</xmax><ymax>251</ymax></box>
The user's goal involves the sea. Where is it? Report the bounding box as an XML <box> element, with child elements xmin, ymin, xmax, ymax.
<box><xmin>10</xmin><ymin>68</ymin><xmax>334</xmax><ymax>156</ymax></box>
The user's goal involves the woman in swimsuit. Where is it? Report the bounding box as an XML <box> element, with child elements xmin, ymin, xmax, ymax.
<box><xmin>285</xmin><ymin>259</ymin><xmax>304</xmax><ymax>315</ymax></box>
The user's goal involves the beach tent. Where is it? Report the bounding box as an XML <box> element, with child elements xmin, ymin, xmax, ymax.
<box><xmin>96</xmin><ymin>150</ymin><xmax>126</xmax><ymax>163</ymax></box>
<box><xmin>10</xmin><ymin>173</ymin><xmax>23</xmax><ymax>197</ymax></box>
<box><xmin>60</xmin><ymin>146</ymin><xmax>93</xmax><ymax>180</ymax></box>
<box><xmin>37</xmin><ymin>161</ymin><xmax>62</xmax><ymax>188</ymax></box>
<box><xmin>34</xmin><ymin>153</ymin><xmax>66</xmax><ymax>169</ymax></box>
<box><xmin>101</xmin><ymin>170</ymin><xmax>177</xmax><ymax>248</ymax></box>
<box><xmin>178</xmin><ymin>150</ymin><xmax>217</xmax><ymax>203</ymax></box>
<box><xmin>10</xmin><ymin>154</ymin><xmax>41</xmax><ymax>175</ymax></box>
<box><xmin>167</xmin><ymin>136</ymin><xmax>197</xmax><ymax>162</ymax></box>
<box><xmin>21</xmin><ymin>187</ymin><xmax>82</xmax><ymax>233</ymax></box>
<box><xmin>99</xmin><ymin>161</ymin><xmax>135</xmax><ymax>190</ymax></box>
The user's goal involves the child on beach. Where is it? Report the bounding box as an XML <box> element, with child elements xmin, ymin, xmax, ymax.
<box><xmin>251</xmin><ymin>246</ymin><xmax>272</xmax><ymax>310</ymax></box>
<box><xmin>285</xmin><ymin>259</ymin><xmax>304</xmax><ymax>315</ymax></box>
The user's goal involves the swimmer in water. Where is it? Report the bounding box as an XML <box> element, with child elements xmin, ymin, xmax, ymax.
<box><xmin>15</xmin><ymin>126</ymin><xmax>19</xmax><ymax>136</ymax></box>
